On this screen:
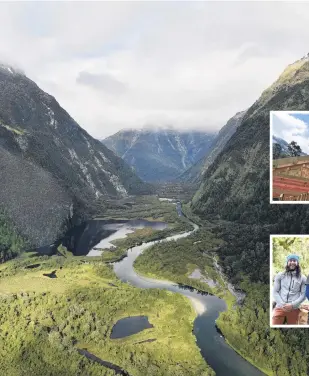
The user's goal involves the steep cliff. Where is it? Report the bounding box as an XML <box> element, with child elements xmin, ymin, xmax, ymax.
<box><xmin>0</xmin><ymin>64</ymin><xmax>148</xmax><ymax>248</ymax></box>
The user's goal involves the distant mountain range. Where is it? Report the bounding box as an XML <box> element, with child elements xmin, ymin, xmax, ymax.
<box><xmin>179</xmin><ymin>111</ymin><xmax>246</xmax><ymax>183</ymax></box>
<box><xmin>272</xmin><ymin>135</ymin><xmax>307</xmax><ymax>156</ymax></box>
<box><xmin>102</xmin><ymin>129</ymin><xmax>216</xmax><ymax>182</ymax></box>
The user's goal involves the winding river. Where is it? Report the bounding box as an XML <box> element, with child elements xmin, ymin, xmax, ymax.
<box><xmin>113</xmin><ymin>218</ymin><xmax>265</xmax><ymax>376</ymax></box>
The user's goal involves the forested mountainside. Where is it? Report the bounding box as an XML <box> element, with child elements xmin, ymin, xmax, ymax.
<box><xmin>102</xmin><ymin>129</ymin><xmax>216</xmax><ymax>182</ymax></box>
<box><xmin>191</xmin><ymin>54</ymin><xmax>309</xmax><ymax>223</ymax></box>
<box><xmin>189</xmin><ymin>55</ymin><xmax>309</xmax><ymax>376</ymax></box>
<box><xmin>179</xmin><ymin>111</ymin><xmax>246</xmax><ymax>183</ymax></box>
<box><xmin>0</xmin><ymin>64</ymin><xmax>149</xmax><ymax>251</ymax></box>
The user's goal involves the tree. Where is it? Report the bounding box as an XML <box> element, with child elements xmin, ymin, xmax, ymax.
<box><xmin>273</xmin><ymin>143</ymin><xmax>282</xmax><ymax>160</ymax></box>
<box><xmin>287</xmin><ymin>141</ymin><xmax>302</xmax><ymax>157</ymax></box>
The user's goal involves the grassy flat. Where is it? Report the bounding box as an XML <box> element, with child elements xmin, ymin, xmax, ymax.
<box><xmin>0</xmin><ymin>256</ymin><xmax>213</xmax><ymax>376</ymax></box>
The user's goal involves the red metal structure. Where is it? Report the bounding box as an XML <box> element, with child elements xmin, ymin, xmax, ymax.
<box><xmin>272</xmin><ymin>156</ymin><xmax>309</xmax><ymax>201</ymax></box>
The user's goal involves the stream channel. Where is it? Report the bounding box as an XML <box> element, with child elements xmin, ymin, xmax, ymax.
<box><xmin>111</xmin><ymin>208</ymin><xmax>265</xmax><ymax>376</ymax></box>
<box><xmin>55</xmin><ymin>202</ymin><xmax>265</xmax><ymax>376</ymax></box>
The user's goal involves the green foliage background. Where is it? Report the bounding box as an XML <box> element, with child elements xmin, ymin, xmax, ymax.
<box><xmin>273</xmin><ymin>237</ymin><xmax>309</xmax><ymax>276</ymax></box>
<box><xmin>0</xmin><ymin>257</ymin><xmax>212</xmax><ymax>376</ymax></box>
<box><xmin>0</xmin><ymin>209</ymin><xmax>28</xmax><ymax>263</ymax></box>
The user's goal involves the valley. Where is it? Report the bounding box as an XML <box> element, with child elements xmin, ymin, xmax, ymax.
<box><xmin>0</xmin><ymin>197</ymin><xmax>212</xmax><ymax>376</ymax></box>
<box><xmin>0</xmin><ymin>197</ymin><xmax>264</xmax><ymax>376</ymax></box>
<box><xmin>2</xmin><ymin>14</ymin><xmax>309</xmax><ymax>375</ymax></box>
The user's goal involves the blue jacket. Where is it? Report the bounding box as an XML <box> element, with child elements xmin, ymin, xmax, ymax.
<box><xmin>306</xmin><ymin>284</ymin><xmax>309</xmax><ymax>300</ymax></box>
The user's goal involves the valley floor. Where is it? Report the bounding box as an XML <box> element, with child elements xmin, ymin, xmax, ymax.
<box><xmin>1</xmin><ymin>195</ymin><xmax>301</xmax><ymax>376</ymax></box>
<box><xmin>0</xmin><ymin>196</ymin><xmax>212</xmax><ymax>376</ymax></box>
<box><xmin>0</xmin><ymin>256</ymin><xmax>211</xmax><ymax>376</ymax></box>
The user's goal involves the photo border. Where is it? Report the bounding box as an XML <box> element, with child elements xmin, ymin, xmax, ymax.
<box><xmin>270</xmin><ymin>110</ymin><xmax>309</xmax><ymax>204</ymax></box>
<box><xmin>270</xmin><ymin>234</ymin><xmax>309</xmax><ymax>328</ymax></box>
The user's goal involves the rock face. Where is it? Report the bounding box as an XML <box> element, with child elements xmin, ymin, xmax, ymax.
<box><xmin>102</xmin><ymin>129</ymin><xmax>216</xmax><ymax>182</ymax></box>
<box><xmin>0</xmin><ymin>64</ymin><xmax>148</xmax><ymax>247</ymax></box>
<box><xmin>179</xmin><ymin>111</ymin><xmax>246</xmax><ymax>183</ymax></box>
<box><xmin>191</xmin><ymin>55</ymin><xmax>309</xmax><ymax>220</ymax></box>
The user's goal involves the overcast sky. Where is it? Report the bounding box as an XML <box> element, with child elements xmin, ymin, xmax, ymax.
<box><xmin>272</xmin><ymin>112</ymin><xmax>309</xmax><ymax>154</ymax></box>
<box><xmin>2</xmin><ymin>2</ymin><xmax>309</xmax><ymax>139</ymax></box>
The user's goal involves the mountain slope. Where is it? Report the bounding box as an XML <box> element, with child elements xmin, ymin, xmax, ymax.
<box><xmin>179</xmin><ymin>111</ymin><xmax>246</xmax><ymax>183</ymax></box>
<box><xmin>272</xmin><ymin>135</ymin><xmax>307</xmax><ymax>156</ymax></box>
<box><xmin>0</xmin><ymin>64</ymin><xmax>148</xmax><ymax>248</ymax></box>
<box><xmin>189</xmin><ymin>54</ymin><xmax>309</xmax><ymax>376</ymax></box>
<box><xmin>102</xmin><ymin>129</ymin><xmax>216</xmax><ymax>182</ymax></box>
<box><xmin>272</xmin><ymin>135</ymin><xmax>289</xmax><ymax>153</ymax></box>
<box><xmin>191</xmin><ymin>54</ymin><xmax>309</xmax><ymax>221</ymax></box>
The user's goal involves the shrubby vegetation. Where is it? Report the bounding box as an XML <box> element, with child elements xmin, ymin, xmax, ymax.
<box><xmin>134</xmin><ymin>229</ymin><xmax>224</xmax><ymax>294</ymax></box>
<box><xmin>217</xmin><ymin>280</ymin><xmax>309</xmax><ymax>376</ymax></box>
<box><xmin>98</xmin><ymin>197</ymin><xmax>193</xmax><ymax>262</ymax></box>
<box><xmin>0</xmin><ymin>209</ymin><xmax>28</xmax><ymax>263</ymax></box>
<box><xmin>134</xmin><ymin>200</ymin><xmax>309</xmax><ymax>375</ymax></box>
<box><xmin>0</xmin><ymin>256</ymin><xmax>212</xmax><ymax>376</ymax></box>
<box><xmin>272</xmin><ymin>237</ymin><xmax>309</xmax><ymax>275</ymax></box>
<box><xmin>4</xmin><ymin>193</ymin><xmax>309</xmax><ymax>375</ymax></box>
<box><xmin>272</xmin><ymin>141</ymin><xmax>303</xmax><ymax>160</ymax></box>
<box><xmin>207</xmin><ymin>220</ymin><xmax>309</xmax><ymax>376</ymax></box>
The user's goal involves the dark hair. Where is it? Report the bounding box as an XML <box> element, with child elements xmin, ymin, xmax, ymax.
<box><xmin>285</xmin><ymin>264</ymin><xmax>301</xmax><ymax>278</ymax></box>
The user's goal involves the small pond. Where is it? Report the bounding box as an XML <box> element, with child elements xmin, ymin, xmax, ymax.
<box><xmin>110</xmin><ymin>316</ymin><xmax>154</xmax><ymax>339</ymax></box>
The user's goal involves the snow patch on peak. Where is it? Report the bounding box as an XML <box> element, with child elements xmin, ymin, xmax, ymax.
<box><xmin>0</xmin><ymin>63</ymin><xmax>24</xmax><ymax>76</ymax></box>
<box><xmin>166</xmin><ymin>134</ymin><xmax>176</xmax><ymax>151</ymax></box>
<box><xmin>156</xmin><ymin>133</ymin><xmax>163</xmax><ymax>154</ymax></box>
<box><xmin>0</xmin><ymin>64</ymin><xmax>14</xmax><ymax>74</ymax></box>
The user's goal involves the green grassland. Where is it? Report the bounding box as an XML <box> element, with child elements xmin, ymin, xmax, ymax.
<box><xmin>0</xmin><ymin>255</ymin><xmax>213</xmax><ymax>376</ymax></box>
<box><xmin>96</xmin><ymin>196</ymin><xmax>193</xmax><ymax>263</ymax></box>
<box><xmin>0</xmin><ymin>121</ymin><xmax>26</xmax><ymax>135</ymax></box>
<box><xmin>134</xmin><ymin>229</ymin><xmax>225</xmax><ymax>296</ymax></box>
<box><xmin>1</xmin><ymin>195</ymin><xmax>279</xmax><ymax>376</ymax></box>
<box><xmin>132</xmin><ymin>207</ymin><xmax>282</xmax><ymax>376</ymax></box>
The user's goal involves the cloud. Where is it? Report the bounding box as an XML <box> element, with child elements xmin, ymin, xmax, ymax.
<box><xmin>2</xmin><ymin>2</ymin><xmax>309</xmax><ymax>138</ymax></box>
<box><xmin>76</xmin><ymin>71</ymin><xmax>127</xmax><ymax>95</ymax></box>
<box><xmin>272</xmin><ymin>112</ymin><xmax>309</xmax><ymax>153</ymax></box>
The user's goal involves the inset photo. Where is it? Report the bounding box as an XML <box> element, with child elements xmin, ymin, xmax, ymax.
<box><xmin>270</xmin><ymin>235</ymin><xmax>309</xmax><ymax>327</ymax></box>
<box><xmin>270</xmin><ymin>111</ymin><xmax>309</xmax><ymax>203</ymax></box>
